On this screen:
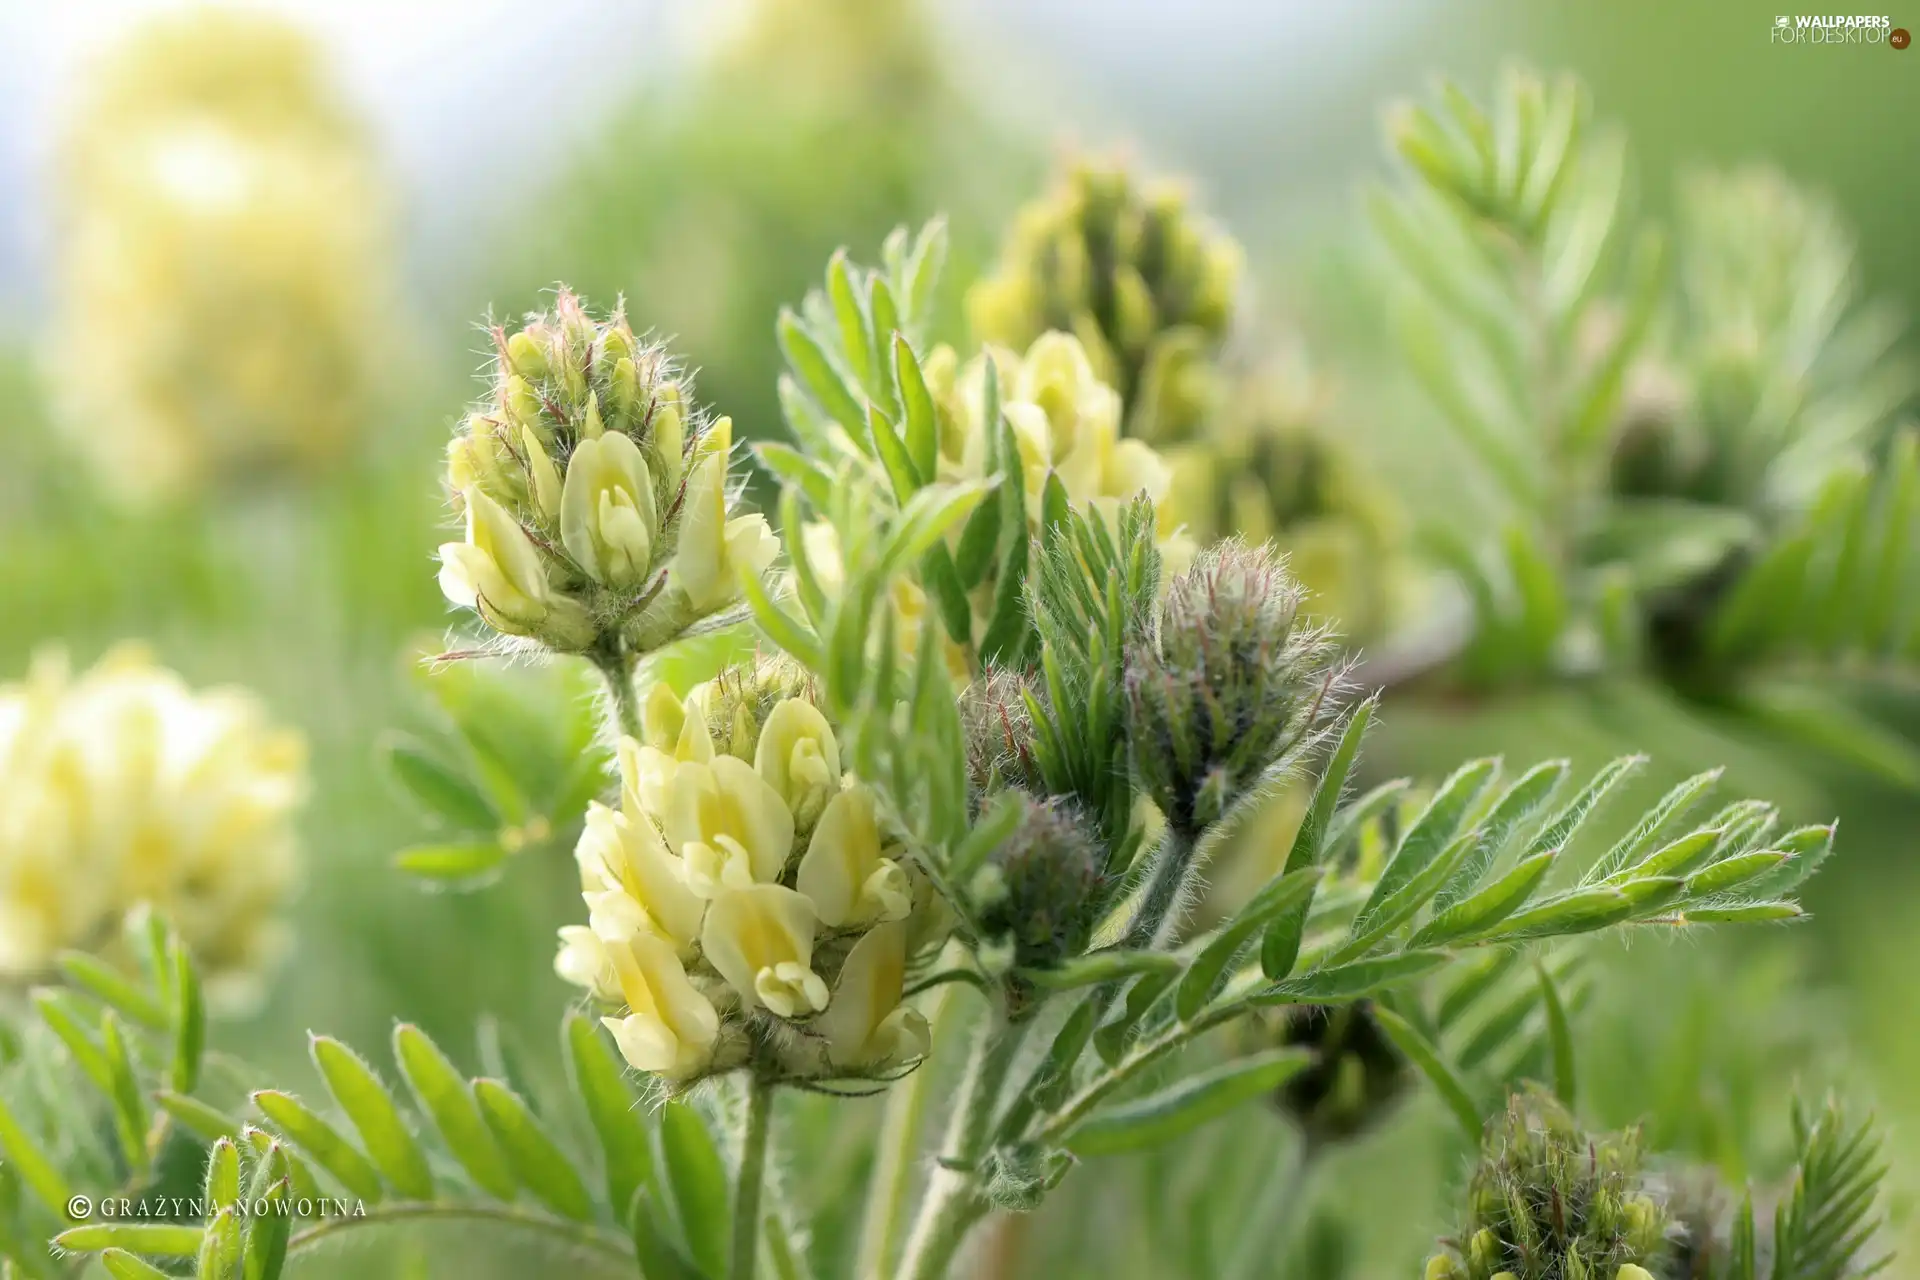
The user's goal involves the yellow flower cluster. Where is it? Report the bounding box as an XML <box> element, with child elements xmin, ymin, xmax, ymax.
<box><xmin>439</xmin><ymin>292</ymin><xmax>779</xmax><ymax>653</ymax></box>
<box><xmin>966</xmin><ymin>160</ymin><xmax>1241</xmax><ymax>446</ymax></box>
<box><xmin>555</xmin><ymin>672</ymin><xmax>935</xmax><ymax>1083</ymax></box>
<box><xmin>50</xmin><ymin>9</ymin><xmax>388</xmax><ymax>502</ymax></box>
<box><xmin>0</xmin><ymin>646</ymin><xmax>306</xmax><ymax>994</ymax></box>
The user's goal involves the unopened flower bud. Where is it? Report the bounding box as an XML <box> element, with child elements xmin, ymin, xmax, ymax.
<box><xmin>971</xmin><ymin>792</ymin><xmax>1104</xmax><ymax>973</ymax></box>
<box><xmin>505</xmin><ymin>330</ymin><xmax>549</xmax><ymax>382</ymax></box>
<box><xmin>1126</xmin><ymin>542</ymin><xmax>1347</xmax><ymax>837</ymax></box>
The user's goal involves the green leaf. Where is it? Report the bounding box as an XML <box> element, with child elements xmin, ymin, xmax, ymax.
<box><xmin>826</xmin><ymin>250</ymin><xmax>872</xmax><ymax>390</ymax></box>
<box><xmin>1606</xmin><ymin>828</ymin><xmax>1720</xmax><ymax>883</ymax></box>
<box><xmin>1681</xmin><ymin>901</ymin><xmax>1804</xmax><ymax>924</ymax></box>
<box><xmin>0</xmin><ymin>1094</ymin><xmax>74</xmax><ymax>1218</ymax></box>
<box><xmin>1282</xmin><ymin>697</ymin><xmax>1376</xmax><ymax>876</ymax></box>
<box><xmin>952</xmin><ymin>490</ymin><xmax>1003</xmax><ymax>589</ymax></box>
<box><xmin>170</xmin><ymin>941</ymin><xmax>205</xmax><ymax>1095</ymax></box>
<box><xmin>1479</xmin><ymin>886</ymin><xmax>1633</xmax><ymax>941</ymax></box>
<box><xmin>197</xmin><ymin>1206</ymin><xmax>241</xmax><ymax>1280</ymax></box>
<box><xmin>778</xmin><ymin>309</ymin><xmax>868</xmax><ymax>449</ymax></box>
<box><xmin>241</xmin><ymin>1128</ymin><xmax>323</xmax><ymax>1204</ymax></box>
<box><xmin>1410</xmin><ymin>850</ymin><xmax>1557</xmax><ymax>947</ymax></box>
<box><xmin>894</xmin><ymin>333</ymin><xmax>938</xmax><ymax>484</ymax></box>
<box><xmin>1356</xmin><ymin>759</ymin><xmax>1499</xmax><ymax>930</ymax></box>
<box><xmin>241</xmin><ymin>1179</ymin><xmax>292</xmax><ymax>1280</ymax></box>
<box><xmin>204</xmin><ymin>1137</ymin><xmax>242</xmax><ymax>1209</ymax></box>
<box><xmin>1020</xmin><ymin>950</ymin><xmax>1185</xmax><ymax>991</ymax></box>
<box><xmin>869</xmin><ymin>403</ymin><xmax>921</xmax><ymax>503</ymax></box>
<box><xmin>251</xmin><ymin>1091</ymin><xmax>385</xmax><ymax>1204</ymax></box>
<box><xmin>1372</xmin><ymin>1006</ymin><xmax>1481</xmax><ymax>1140</ymax></box>
<box><xmin>381</xmin><ymin>736</ymin><xmax>497</xmax><ymax>833</ymax></box>
<box><xmin>1065</xmin><ymin>1050</ymin><xmax>1311</xmax><ymax>1156</ymax></box>
<box><xmin>102</xmin><ymin>1012</ymin><xmax>150</xmax><ymax>1177</ymax></box>
<box><xmin>753</xmin><ymin>442</ymin><xmax>837</xmax><ymax>511</ymax></box>
<box><xmin>657</xmin><ymin>1102</ymin><xmax>730</xmax><ymax>1278</ymax></box>
<box><xmin>1525</xmin><ymin>755</ymin><xmax>1644</xmax><ymax>857</ymax></box>
<box><xmin>155</xmin><ymin>1092</ymin><xmax>242</xmax><ymax>1144</ymax></box>
<box><xmin>52</xmin><ymin>1224</ymin><xmax>203</xmax><ymax>1258</ymax></box>
<box><xmin>1535</xmin><ymin>960</ymin><xmax>1577</xmax><ymax>1107</ymax></box>
<box><xmin>1584</xmin><ymin>768</ymin><xmax>1722</xmax><ymax>883</ymax></box>
<box><xmin>565</xmin><ymin>1012</ymin><xmax>653</xmax><ymax>1218</ymax></box>
<box><xmin>628</xmin><ymin>1186</ymin><xmax>708</xmax><ymax>1280</ymax></box>
<box><xmin>1256</xmin><ymin>950</ymin><xmax>1452</xmax><ymax>1003</ymax></box>
<box><xmin>1180</xmin><ymin>868</ymin><xmax>1321</xmax><ymax>1020</ymax></box>
<box><xmin>472</xmin><ymin>1079</ymin><xmax>596</xmax><ymax>1222</ymax></box>
<box><xmin>1685</xmin><ymin>850</ymin><xmax>1791</xmax><ymax>897</ymax></box>
<box><xmin>392</xmin><ymin>841</ymin><xmax>509</xmax><ymax>883</ymax></box>
<box><xmin>1432</xmin><ymin>759</ymin><xmax>1567</xmax><ymax>912</ymax></box>
<box><xmin>29</xmin><ymin>989</ymin><xmax>112</xmax><ymax>1092</ymax></box>
<box><xmin>55</xmin><ymin>951</ymin><xmax>168</xmax><ymax>1030</ymax></box>
<box><xmin>311</xmin><ymin>1036</ymin><xmax>435</xmax><ymax>1200</ymax></box>
<box><xmin>1258</xmin><ymin>878</ymin><xmax>1317</xmax><ymax>982</ymax></box>
<box><xmin>1096</xmin><ymin>969</ymin><xmax>1178</xmax><ymax>1066</ymax></box>
<box><xmin>101</xmin><ymin>1250</ymin><xmax>175</xmax><ymax>1280</ymax></box>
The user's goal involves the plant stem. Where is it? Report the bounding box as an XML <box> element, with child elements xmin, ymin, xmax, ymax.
<box><xmin>1122</xmin><ymin>827</ymin><xmax>1197</xmax><ymax>950</ymax></box>
<box><xmin>896</xmin><ymin>1011</ymin><xmax>1026</xmax><ymax>1280</ymax></box>
<box><xmin>857</xmin><ymin>976</ymin><xmax>961</xmax><ymax>1280</ymax></box>
<box><xmin>732</xmin><ymin>1076</ymin><xmax>777</xmax><ymax>1280</ymax></box>
<box><xmin>590</xmin><ymin>643</ymin><xmax>643</xmax><ymax>741</ymax></box>
<box><xmin>1223</xmin><ymin>1138</ymin><xmax>1315</xmax><ymax>1280</ymax></box>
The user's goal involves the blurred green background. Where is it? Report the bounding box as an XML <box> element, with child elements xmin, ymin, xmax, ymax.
<box><xmin>1</xmin><ymin>0</ymin><xmax>1914</xmax><ymax>1273</ymax></box>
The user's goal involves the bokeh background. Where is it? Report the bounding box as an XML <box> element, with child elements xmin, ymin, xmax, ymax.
<box><xmin>1</xmin><ymin>0</ymin><xmax>1915</xmax><ymax>1273</ymax></box>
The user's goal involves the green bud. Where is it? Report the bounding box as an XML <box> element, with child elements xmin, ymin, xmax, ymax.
<box><xmin>960</xmin><ymin>670</ymin><xmax>1047</xmax><ymax>799</ymax></box>
<box><xmin>505</xmin><ymin>330</ymin><xmax>549</xmax><ymax>382</ymax></box>
<box><xmin>971</xmin><ymin>792</ymin><xmax>1104</xmax><ymax>975</ymax></box>
<box><xmin>504</xmin><ymin>375</ymin><xmax>545</xmax><ymax>435</ymax></box>
<box><xmin>1425</xmin><ymin>1257</ymin><xmax>1464</xmax><ymax>1280</ymax></box>
<box><xmin>1125</xmin><ymin>542</ymin><xmax>1347</xmax><ymax>837</ymax></box>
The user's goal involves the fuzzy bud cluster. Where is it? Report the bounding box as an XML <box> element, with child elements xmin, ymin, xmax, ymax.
<box><xmin>967</xmin><ymin>161</ymin><xmax>1242</xmax><ymax>445</ymax></box>
<box><xmin>554</xmin><ymin>660</ymin><xmax>942</xmax><ymax>1086</ymax></box>
<box><xmin>1126</xmin><ymin>542</ymin><xmax>1347</xmax><ymax>837</ymax></box>
<box><xmin>1425</xmin><ymin>1091</ymin><xmax>1667</xmax><ymax>1280</ymax></box>
<box><xmin>439</xmin><ymin>290</ymin><xmax>778</xmax><ymax>654</ymax></box>
<box><xmin>959</xmin><ymin>670</ymin><xmax>1048</xmax><ymax>800</ymax></box>
<box><xmin>966</xmin><ymin>791</ymin><xmax>1104</xmax><ymax>974</ymax></box>
<box><xmin>0</xmin><ymin>646</ymin><xmax>306</xmax><ymax>1000</ymax></box>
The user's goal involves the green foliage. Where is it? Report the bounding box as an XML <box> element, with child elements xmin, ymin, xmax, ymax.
<box><xmin>1372</xmin><ymin>69</ymin><xmax>1920</xmax><ymax>786</ymax></box>
<box><xmin>0</xmin><ymin>915</ymin><xmax>746</xmax><ymax>1280</ymax></box>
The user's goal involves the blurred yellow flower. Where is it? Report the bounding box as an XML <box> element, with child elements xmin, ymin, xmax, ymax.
<box><xmin>0</xmin><ymin>645</ymin><xmax>305</xmax><ymax>995</ymax></box>
<box><xmin>50</xmin><ymin>8</ymin><xmax>390</xmax><ymax>502</ymax></box>
<box><xmin>670</xmin><ymin>417</ymin><xmax>782</xmax><ymax>614</ymax></box>
<box><xmin>700</xmin><ymin>882</ymin><xmax>828</xmax><ymax>1018</ymax></box>
<box><xmin>814</xmin><ymin>921</ymin><xmax>930</xmax><ymax>1070</ymax></box>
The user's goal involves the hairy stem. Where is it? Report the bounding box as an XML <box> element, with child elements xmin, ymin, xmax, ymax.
<box><xmin>731</xmin><ymin>1076</ymin><xmax>777</xmax><ymax>1280</ymax></box>
<box><xmin>896</xmin><ymin>1011</ymin><xmax>1027</xmax><ymax>1280</ymax></box>
<box><xmin>1122</xmin><ymin>827</ymin><xmax>1197</xmax><ymax>950</ymax></box>
<box><xmin>590</xmin><ymin>643</ymin><xmax>642</xmax><ymax>741</ymax></box>
<box><xmin>857</xmin><ymin>977</ymin><xmax>961</xmax><ymax>1280</ymax></box>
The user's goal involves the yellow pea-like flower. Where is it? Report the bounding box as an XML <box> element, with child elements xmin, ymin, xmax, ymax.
<box><xmin>813</xmin><ymin>921</ymin><xmax>930</xmax><ymax>1070</ymax></box>
<box><xmin>553</xmin><ymin>925</ymin><xmax>620</xmax><ymax>1002</ymax></box>
<box><xmin>699</xmin><ymin>884</ymin><xmax>827</xmax><ymax>1018</ymax></box>
<box><xmin>573</xmin><ymin>801</ymin><xmax>706</xmax><ymax>956</ymax></box>
<box><xmin>560</xmin><ymin>430</ymin><xmax>657</xmax><ymax>588</ymax></box>
<box><xmin>600</xmin><ymin>931</ymin><xmax>721</xmax><ymax>1079</ymax></box>
<box><xmin>753</xmin><ymin>698</ymin><xmax>841</xmax><ymax>831</ymax></box>
<box><xmin>621</xmin><ymin>709</ymin><xmax>716</xmax><ymax>821</ymax></box>
<box><xmin>438</xmin><ymin>488</ymin><xmax>574</xmax><ymax>639</ymax></box>
<box><xmin>669</xmin><ymin>417</ymin><xmax>781</xmax><ymax>613</ymax></box>
<box><xmin>661</xmin><ymin>756</ymin><xmax>795</xmax><ymax>898</ymax></box>
<box><xmin>796</xmin><ymin>786</ymin><xmax>910</xmax><ymax>929</ymax></box>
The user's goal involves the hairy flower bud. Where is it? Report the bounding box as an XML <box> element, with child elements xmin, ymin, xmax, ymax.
<box><xmin>438</xmin><ymin>291</ymin><xmax>776</xmax><ymax>654</ymax></box>
<box><xmin>1125</xmin><ymin>542</ymin><xmax>1348</xmax><ymax>837</ymax></box>
<box><xmin>1428</xmin><ymin>1090</ymin><xmax>1669</xmax><ymax>1280</ymax></box>
<box><xmin>968</xmin><ymin>159</ymin><xmax>1243</xmax><ymax>445</ymax></box>
<box><xmin>969</xmin><ymin>792</ymin><xmax>1104</xmax><ymax>973</ymax></box>
<box><xmin>959</xmin><ymin>669</ymin><xmax>1047</xmax><ymax>799</ymax></box>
